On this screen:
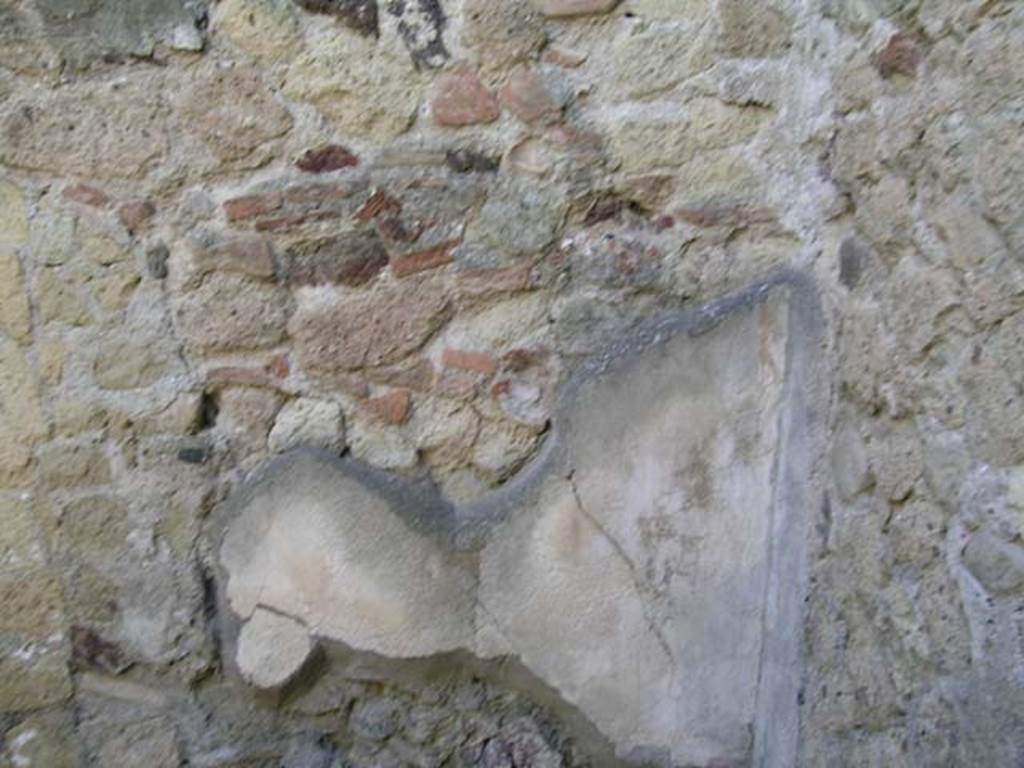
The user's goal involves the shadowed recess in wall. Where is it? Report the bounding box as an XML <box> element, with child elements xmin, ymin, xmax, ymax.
<box><xmin>216</xmin><ymin>272</ymin><xmax>824</xmax><ymax>768</ymax></box>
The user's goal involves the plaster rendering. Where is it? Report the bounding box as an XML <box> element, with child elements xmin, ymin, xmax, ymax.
<box><xmin>219</xmin><ymin>275</ymin><xmax>823</xmax><ymax>766</ymax></box>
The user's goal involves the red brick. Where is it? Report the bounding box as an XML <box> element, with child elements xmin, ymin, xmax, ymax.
<box><xmin>362</xmin><ymin>389</ymin><xmax>412</xmax><ymax>425</ymax></box>
<box><xmin>442</xmin><ymin>348</ymin><xmax>498</xmax><ymax>376</ymax></box>
<box><xmin>63</xmin><ymin>183</ymin><xmax>110</xmax><ymax>208</ymax></box>
<box><xmin>295</xmin><ymin>144</ymin><xmax>359</xmax><ymax>173</ymax></box>
<box><xmin>431</xmin><ymin>66</ymin><xmax>500</xmax><ymax>127</ymax></box>
<box><xmin>224</xmin><ymin>192</ymin><xmax>282</xmax><ymax>222</ymax></box>
<box><xmin>355</xmin><ymin>190</ymin><xmax>402</xmax><ymax>223</ymax></box>
<box><xmin>117</xmin><ymin>201</ymin><xmax>156</xmax><ymax>234</ymax></box>
<box><xmin>389</xmin><ymin>241</ymin><xmax>457</xmax><ymax>278</ymax></box>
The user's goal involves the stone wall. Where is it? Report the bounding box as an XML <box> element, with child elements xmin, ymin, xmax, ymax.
<box><xmin>0</xmin><ymin>0</ymin><xmax>1022</xmax><ymax>766</ymax></box>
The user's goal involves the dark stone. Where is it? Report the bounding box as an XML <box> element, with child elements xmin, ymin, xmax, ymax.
<box><xmin>31</xmin><ymin>0</ymin><xmax>207</xmax><ymax>68</ymax></box>
<box><xmin>296</xmin><ymin>144</ymin><xmax>360</xmax><ymax>174</ymax></box>
<box><xmin>838</xmin><ymin>236</ymin><xmax>868</xmax><ymax>289</ymax></box>
<box><xmin>177</xmin><ymin>446</ymin><xmax>209</xmax><ymax>464</ymax></box>
<box><xmin>445</xmin><ymin>149</ymin><xmax>499</xmax><ymax>174</ymax></box>
<box><xmin>146</xmin><ymin>242</ymin><xmax>170</xmax><ymax>279</ymax></box>
<box><xmin>284</xmin><ymin>231</ymin><xmax>388</xmax><ymax>286</ymax></box>
<box><xmin>385</xmin><ymin>0</ymin><xmax>448</xmax><ymax>69</ymax></box>
<box><xmin>70</xmin><ymin>625</ymin><xmax>128</xmax><ymax>674</ymax></box>
<box><xmin>292</xmin><ymin>0</ymin><xmax>379</xmax><ymax>37</ymax></box>
<box><xmin>283</xmin><ymin>732</ymin><xmax>337</xmax><ymax>768</ymax></box>
<box><xmin>349</xmin><ymin>697</ymin><xmax>403</xmax><ymax>742</ymax></box>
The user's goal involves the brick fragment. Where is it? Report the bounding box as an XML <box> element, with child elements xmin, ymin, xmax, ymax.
<box><xmin>389</xmin><ymin>240</ymin><xmax>457</xmax><ymax>277</ymax></box>
<box><xmin>118</xmin><ymin>201</ymin><xmax>156</xmax><ymax>234</ymax></box>
<box><xmin>500</xmin><ymin>66</ymin><xmax>561</xmax><ymax>124</ymax></box>
<box><xmin>296</xmin><ymin>144</ymin><xmax>360</xmax><ymax>173</ymax></box>
<box><xmin>224</xmin><ymin>192</ymin><xmax>283</xmax><ymax>222</ymax></box>
<box><xmin>877</xmin><ymin>32</ymin><xmax>921</xmax><ymax>78</ymax></box>
<box><xmin>431</xmin><ymin>67</ymin><xmax>500</xmax><ymax>127</ymax></box>
<box><xmin>355</xmin><ymin>190</ymin><xmax>402</xmax><ymax>223</ymax></box>
<box><xmin>442</xmin><ymin>348</ymin><xmax>498</xmax><ymax>376</ymax></box>
<box><xmin>362</xmin><ymin>389</ymin><xmax>412</xmax><ymax>425</ymax></box>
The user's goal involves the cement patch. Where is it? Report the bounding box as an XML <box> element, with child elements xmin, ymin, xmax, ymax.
<box><xmin>217</xmin><ymin>272</ymin><xmax>823</xmax><ymax>767</ymax></box>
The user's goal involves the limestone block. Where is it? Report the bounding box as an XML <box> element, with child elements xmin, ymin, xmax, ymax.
<box><xmin>268</xmin><ymin>398</ymin><xmax>345</xmax><ymax>454</ymax></box>
<box><xmin>284</xmin><ymin>34</ymin><xmax>421</xmax><ymax>140</ymax></box>
<box><xmin>235</xmin><ymin>607</ymin><xmax>314</xmax><ymax>690</ymax></box>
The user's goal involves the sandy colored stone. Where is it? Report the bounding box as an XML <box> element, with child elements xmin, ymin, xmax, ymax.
<box><xmin>235</xmin><ymin>607</ymin><xmax>313</xmax><ymax>690</ymax></box>
<box><xmin>0</xmin><ymin>249</ymin><xmax>31</xmax><ymax>341</ymax></box>
<box><xmin>0</xmin><ymin>340</ymin><xmax>46</xmax><ymax>485</ymax></box>
<box><xmin>461</xmin><ymin>0</ymin><xmax>546</xmax><ymax>73</ymax></box>
<box><xmin>93</xmin><ymin>338</ymin><xmax>170</xmax><ymax>390</ymax></box>
<box><xmin>669</xmin><ymin>151</ymin><xmax>762</xmax><ymax>208</ymax></box>
<box><xmin>38</xmin><ymin>444</ymin><xmax>111</xmax><ymax>490</ymax></box>
<box><xmin>35</xmin><ymin>269</ymin><xmax>91</xmax><ymax>326</ymax></box>
<box><xmin>284</xmin><ymin>33</ymin><xmax>421</xmax><ymax>140</ymax></box>
<box><xmin>53</xmin><ymin>400</ymin><xmax>111</xmax><ymax>438</ymax></box>
<box><xmin>716</xmin><ymin>0</ymin><xmax>792</xmax><ymax>57</ymax></box>
<box><xmin>37</xmin><ymin>336</ymin><xmax>65</xmax><ymax>386</ymax></box>
<box><xmin>0</xmin><ymin>497</ymin><xmax>47</xmax><ymax>572</ymax></box>
<box><xmin>0</xmin><ymin>569</ymin><xmax>66</xmax><ymax>635</ymax></box>
<box><xmin>0</xmin><ymin>179</ymin><xmax>29</xmax><ymax>245</ymax></box>
<box><xmin>3</xmin><ymin>713</ymin><xmax>79</xmax><ymax>768</ymax></box>
<box><xmin>81</xmin><ymin>231</ymin><xmax>129</xmax><ymax>266</ymax></box>
<box><xmin>612</xmin><ymin>22</ymin><xmax>711</xmax><ymax>99</ymax></box>
<box><xmin>0</xmin><ymin>632</ymin><xmax>72</xmax><ymax>712</ymax></box>
<box><xmin>91</xmin><ymin>270</ymin><xmax>141</xmax><ymax>312</ymax></box>
<box><xmin>606</xmin><ymin>99</ymin><xmax>768</xmax><ymax>172</ymax></box>
<box><xmin>214</xmin><ymin>0</ymin><xmax>303</xmax><ymax>64</ymax></box>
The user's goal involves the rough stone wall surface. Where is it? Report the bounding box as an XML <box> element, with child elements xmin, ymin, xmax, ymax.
<box><xmin>0</xmin><ymin>0</ymin><xmax>1021</xmax><ymax>766</ymax></box>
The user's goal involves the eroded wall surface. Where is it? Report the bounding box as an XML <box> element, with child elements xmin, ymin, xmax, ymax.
<box><xmin>0</xmin><ymin>0</ymin><xmax>1023</xmax><ymax>766</ymax></box>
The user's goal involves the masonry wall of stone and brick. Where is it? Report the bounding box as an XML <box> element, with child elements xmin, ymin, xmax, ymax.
<box><xmin>1</xmin><ymin>0</ymin><xmax>1023</xmax><ymax>765</ymax></box>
